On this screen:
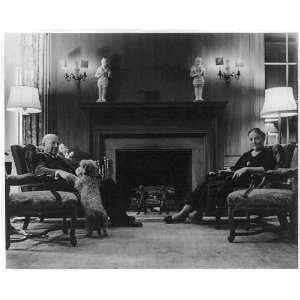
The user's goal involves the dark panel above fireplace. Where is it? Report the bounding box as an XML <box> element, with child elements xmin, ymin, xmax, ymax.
<box><xmin>81</xmin><ymin>101</ymin><xmax>227</xmax><ymax>183</ymax></box>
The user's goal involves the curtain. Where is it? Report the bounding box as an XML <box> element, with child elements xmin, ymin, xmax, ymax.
<box><xmin>20</xmin><ymin>33</ymin><xmax>50</xmax><ymax>146</ymax></box>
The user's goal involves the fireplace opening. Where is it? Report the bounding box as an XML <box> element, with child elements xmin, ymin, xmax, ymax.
<box><xmin>116</xmin><ymin>149</ymin><xmax>192</xmax><ymax>212</ymax></box>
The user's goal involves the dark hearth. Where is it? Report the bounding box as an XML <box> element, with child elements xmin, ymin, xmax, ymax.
<box><xmin>116</xmin><ymin>150</ymin><xmax>192</xmax><ymax>210</ymax></box>
<box><xmin>130</xmin><ymin>185</ymin><xmax>176</xmax><ymax>214</ymax></box>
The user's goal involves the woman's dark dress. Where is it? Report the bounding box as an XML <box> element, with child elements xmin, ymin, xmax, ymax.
<box><xmin>185</xmin><ymin>147</ymin><xmax>277</xmax><ymax>211</ymax></box>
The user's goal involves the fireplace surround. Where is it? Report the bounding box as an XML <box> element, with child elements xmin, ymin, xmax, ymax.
<box><xmin>81</xmin><ymin>101</ymin><xmax>227</xmax><ymax>195</ymax></box>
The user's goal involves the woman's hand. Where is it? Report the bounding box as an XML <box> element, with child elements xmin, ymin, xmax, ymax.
<box><xmin>232</xmin><ymin>167</ymin><xmax>248</xmax><ymax>180</ymax></box>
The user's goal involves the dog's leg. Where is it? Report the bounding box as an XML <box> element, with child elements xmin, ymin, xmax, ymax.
<box><xmin>103</xmin><ymin>213</ymin><xmax>108</xmax><ymax>237</ymax></box>
<box><xmin>102</xmin><ymin>226</ymin><xmax>108</xmax><ymax>237</ymax></box>
<box><xmin>97</xmin><ymin>217</ymin><xmax>102</xmax><ymax>237</ymax></box>
<box><xmin>96</xmin><ymin>214</ymin><xmax>103</xmax><ymax>237</ymax></box>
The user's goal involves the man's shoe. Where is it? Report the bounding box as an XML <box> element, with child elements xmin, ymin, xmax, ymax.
<box><xmin>110</xmin><ymin>216</ymin><xmax>143</xmax><ymax>227</ymax></box>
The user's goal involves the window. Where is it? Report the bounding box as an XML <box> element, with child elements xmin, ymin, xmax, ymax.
<box><xmin>264</xmin><ymin>33</ymin><xmax>298</xmax><ymax>99</ymax></box>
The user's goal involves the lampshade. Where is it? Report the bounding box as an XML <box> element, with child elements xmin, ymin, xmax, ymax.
<box><xmin>261</xmin><ymin>87</ymin><xmax>298</xmax><ymax>118</ymax></box>
<box><xmin>6</xmin><ymin>86</ymin><xmax>41</xmax><ymax>114</ymax></box>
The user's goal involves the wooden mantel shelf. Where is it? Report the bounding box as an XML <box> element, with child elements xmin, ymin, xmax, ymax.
<box><xmin>80</xmin><ymin>101</ymin><xmax>227</xmax><ymax>111</ymax></box>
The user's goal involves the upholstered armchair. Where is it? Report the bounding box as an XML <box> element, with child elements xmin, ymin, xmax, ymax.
<box><xmin>6</xmin><ymin>144</ymin><xmax>79</xmax><ymax>249</ymax></box>
<box><xmin>206</xmin><ymin>143</ymin><xmax>297</xmax><ymax>229</ymax></box>
<box><xmin>226</xmin><ymin>146</ymin><xmax>298</xmax><ymax>243</ymax></box>
<box><xmin>6</xmin><ymin>172</ymin><xmax>79</xmax><ymax>249</ymax></box>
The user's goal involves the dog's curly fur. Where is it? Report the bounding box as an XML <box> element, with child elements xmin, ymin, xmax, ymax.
<box><xmin>75</xmin><ymin>160</ymin><xmax>108</xmax><ymax>237</ymax></box>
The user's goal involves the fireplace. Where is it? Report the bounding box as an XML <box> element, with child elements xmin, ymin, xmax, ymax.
<box><xmin>100</xmin><ymin>134</ymin><xmax>208</xmax><ymax>189</ymax></box>
<box><xmin>81</xmin><ymin>101</ymin><xmax>227</xmax><ymax>210</ymax></box>
<box><xmin>116</xmin><ymin>149</ymin><xmax>192</xmax><ymax>208</ymax></box>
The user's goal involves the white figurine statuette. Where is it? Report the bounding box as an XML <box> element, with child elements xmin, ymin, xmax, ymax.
<box><xmin>190</xmin><ymin>57</ymin><xmax>206</xmax><ymax>102</ymax></box>
<box><xmin>95</xmin><ymin>57</ymin><xmax>112</xmax><ymax>103</ymax></box>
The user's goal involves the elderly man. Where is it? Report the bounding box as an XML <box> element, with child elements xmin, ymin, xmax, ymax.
<box><xmin>35</xmin><ymin>133</ymin><xmax>142</xmax><ymax>227</ymax></box>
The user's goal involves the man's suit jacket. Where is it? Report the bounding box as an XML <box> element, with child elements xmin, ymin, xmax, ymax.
<box><xmin>34</xmin><ymin>152</ymin><xmax>77</xmax><ymax>191</ymax></box>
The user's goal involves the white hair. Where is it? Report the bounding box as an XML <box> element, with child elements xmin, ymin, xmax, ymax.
<box><xmin>42</xmin><ymin>134</ymin><xmax>59</xmax><ymax>145</ymax></box>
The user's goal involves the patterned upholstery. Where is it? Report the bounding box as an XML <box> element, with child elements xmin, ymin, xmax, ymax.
<box><xmin>9</xmin><ymin>191</ymin><xmax>78</xmax><ymax>214</ymax></box>
<box><xmin>227</xmin><ymin>189</ymin><xmax>294</xmax><ymax>208</ymax></box>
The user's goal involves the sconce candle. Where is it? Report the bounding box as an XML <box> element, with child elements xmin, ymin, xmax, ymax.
<box><xmin>81</xmin><ymin>60</ymin><xmax>88</xmax><ymax>69</ymax></box>
<box><xmin>216</xmin><ymin>57</ymin><xmax>242</xmax><ymax>84</ymax></box>
<box><xmin>63</xmin><ymin>59</ymin><xmax>88</xmax><ymax>83</ymax></box>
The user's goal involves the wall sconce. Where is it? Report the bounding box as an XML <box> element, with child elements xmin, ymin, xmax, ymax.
<box><xmin>216</xmin><ymin>57</ymin><xmax>242</xmax><ymax>84</ymax></box>
<box><xmin>63</xmin><ymin>59</ymin><xmax>88</xmax><ymax>82</ymax></box>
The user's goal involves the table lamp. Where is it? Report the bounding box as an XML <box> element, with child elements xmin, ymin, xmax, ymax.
<box><xmin>6</xmin><ymin>86</ymin><xmax>41</xmax><ymax>144</ymax></box>
<box><xmin>7</xmin><ymin>86</ymin><xmax>41</xmax><ymax>114</ymax></box>
<box><xmin>261</xmin><ymin>87</ymin><xmax>297</xmax><ymax>143</ymax></box>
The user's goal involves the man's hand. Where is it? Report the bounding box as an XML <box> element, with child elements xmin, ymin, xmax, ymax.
<box><xmin>55</xmin><ymin>170</ymin><xmax>77</xmax><ymax>186</ymax></box>
<box><xmin>232</xmin><ymin>167</ymin><xmax>248</xmax><ymax>180</ymax></box>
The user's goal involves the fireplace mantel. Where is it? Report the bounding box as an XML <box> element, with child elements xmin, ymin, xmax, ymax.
<box><xmin>80</xmin><ymin>101</ymin><xmax>227</xmax><ymax>113</ymax></box>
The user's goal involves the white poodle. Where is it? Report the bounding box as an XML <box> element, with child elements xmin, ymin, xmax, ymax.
<box><xmin>75</xmin><ymin>160</ymin><xmax>108</xmax><ymax>237</ymax></box>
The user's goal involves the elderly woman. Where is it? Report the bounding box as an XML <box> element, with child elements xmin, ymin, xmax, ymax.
<box><xmin>164</xmin><ymin>128</ymin><xmax>277</xmax><ymax>224</ymax></box>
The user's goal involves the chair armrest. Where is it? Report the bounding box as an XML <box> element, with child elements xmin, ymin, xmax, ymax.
<box><xmin>6</xmin><ymin>173</ymin><xmax>53</xmax><ymax>187</ymax></box>
<box><xmin>247</xmin><ymin>168</ymin><xmax>297</xmax><ymax>183</ymax></box>
<box><xmin>243</xmin><ymin>168</ymin><xmax>298</xmax><ymax>197</ymax></box>
<box><xmin>266</xmin><ymin>169</ymin><xmax>298</xmax><ymax>192</ymax></box>
<box><xmin>6</xmin><ymin>173</ymin><xmax>63</xmax><ymax>203</ymax></box>
<box><xmin>265</xmin><ymin>168</ymin><xmax>298</xmax><ymax>179</ymax></box>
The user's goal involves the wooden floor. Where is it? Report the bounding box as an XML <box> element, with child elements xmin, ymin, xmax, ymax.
<box><xmin>6</xmin><ymin>219</ymin><xmax>298</xmax><ymax>269</ymax></box>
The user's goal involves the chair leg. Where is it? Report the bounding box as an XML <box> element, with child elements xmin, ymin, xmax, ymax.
<box><xmin>5</xmin><ymin>183</ymin><xmax>11</xmax><ymax>250</ymax></box>
<box><xmin>6</xmin><ymin>216</ymin><xmax>10</xmax><ymax>250</ymax></box>
<box><xmin>278</xmin><ymin>212</ymin><xmax>288</xmax><ymax>230</ymax></box>
<box><xmin>245</xmin><ymin>212</ymin><xmax>251</xmax><ymax>230</ymax></box>
<box><xmin>70</xmin><ymin>211</ymin><xmax>77</xmax><ymax>247</ymax></box>
<box><xmin>228</xmin><ymin>207</ymin><xmax>235</xmax><ymax>243</ymax></box>
<box><xmin>289</xmin><ymin>200</ymin><xmax>298</xmax><ymax>242</ymax></box>
<box><xmin>62</xmin><ymin>217</ymin><xmax>68</xmax><ymax>234</ymax></box>
<box><xmin>215</xmin><ymin>207</ymin><xmax>222</xmax><ymax>229</ymax></box>
<box><xmin>22</xmin><ymin>216</ymin><xmax>31</xmax><ymax>230</ymax></box>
